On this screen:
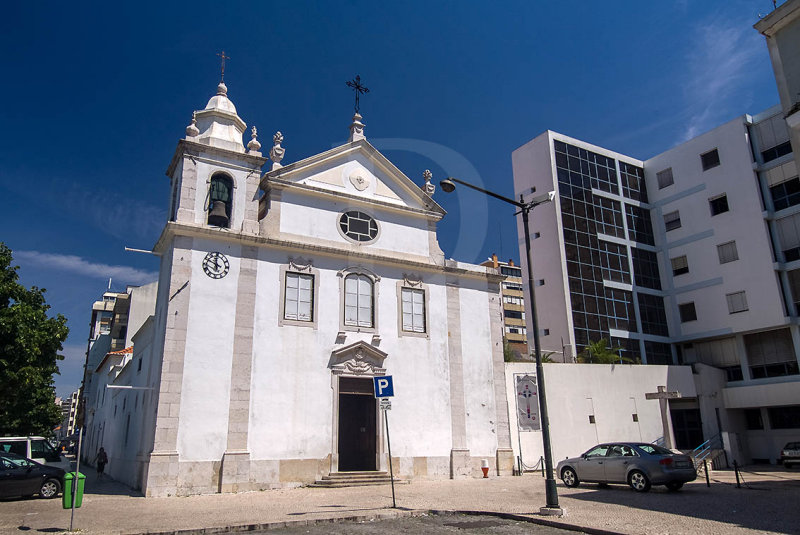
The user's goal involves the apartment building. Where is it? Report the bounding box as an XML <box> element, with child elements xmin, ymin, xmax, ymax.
<box><xmin>481</xmin><ymin>254</ymin><xmax>528</xmax><ymax>359</ymax></box>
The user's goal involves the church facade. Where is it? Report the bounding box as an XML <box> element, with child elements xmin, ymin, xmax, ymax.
<box><xmin>113</xmin><ymin>81</ymin><xmax>513</xmax><ymax>496</ymax></box>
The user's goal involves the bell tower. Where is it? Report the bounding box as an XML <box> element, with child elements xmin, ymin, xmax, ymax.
<box><xmin>165</xmin><ymin>81</ymin><xmax>267</xmax><ymax>235</ymax></box>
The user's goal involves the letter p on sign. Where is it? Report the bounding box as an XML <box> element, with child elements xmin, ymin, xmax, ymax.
<box><xmin>373</xmin><ymin>376</ymin><xmax>394</xmax><ymax>398</ymax></box>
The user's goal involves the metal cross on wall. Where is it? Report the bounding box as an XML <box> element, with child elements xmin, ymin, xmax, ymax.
<box><xmin>216</xmin><ymin>50</ymin><xmax>230</xmax><ymax>82</ymax></box>
<box><xmin>346</xmin><ymin>75</ymin><xmax>369</xmax><ymax>113</ymax></box>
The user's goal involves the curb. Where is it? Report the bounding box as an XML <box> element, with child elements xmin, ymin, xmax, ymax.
<box><xmin>124</xmin><ymin>509</ymin><xmax>626</xmax><ymax>535</ymax></box>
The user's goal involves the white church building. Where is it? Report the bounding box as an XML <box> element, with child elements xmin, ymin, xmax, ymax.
<box><xmin>99</xmin><ymin>80</ymin><xmax>514</xmax><ymax>496</ymax></box>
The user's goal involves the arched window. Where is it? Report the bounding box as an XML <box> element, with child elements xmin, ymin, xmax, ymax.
<box><xmin>207</xmin><ymin>173</ymin><xmax>233</xmax><ymax>227</ymax></box>
<box><xmin>344</xmin><ymin>274</ymin><xmax>374</xmax><ymax>327</ymax></box>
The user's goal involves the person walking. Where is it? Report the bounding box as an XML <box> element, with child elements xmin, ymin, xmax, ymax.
<box><xmin>94</xmin><ymin>447</ymin><xmax>108</xmax><ymax>480</ymax></box>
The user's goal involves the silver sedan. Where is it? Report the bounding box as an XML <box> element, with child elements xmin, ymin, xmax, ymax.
<box><xmin>556</xmin><ymin>442</ymin><xmax>697</xmax><ymax>492</ymax></box>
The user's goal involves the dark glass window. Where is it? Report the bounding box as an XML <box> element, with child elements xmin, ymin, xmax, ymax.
<box><xmin>620</xmin><ymin>162</ymin><xmax>648</xmax><ymax>202</ymax></box>
<box><xmin>709</xmin><ymin>195</ymin><xmax>729</xmax><ymax>216</ymax></box>
<box><xmin>761</xmin><ymin>141</ymin><xmax>792</xmax><ymax>163</ymax></box>
<box><xmin>644</xmin><ymin>341</ymin><xmax>673</xmax><ymax>365</ymax></box>
<box><xmin>626</xmin><ymin>205</ymin><xmax>656</xmax><ymax>245</ymax></box>
<box><xmin>679</xmin><ymin>302</ymin><xmax>697</xmax><ymax>322</ymax></box>
<box><xmin>638</xmin><ymin>293</ymin><xmax>669</xmax><ymax>336</ymax></box>
<box><xmin>724</xmin><ymin>366</ymin><xmax>744</xmax><ymax>382</ymax></box>
<box><xmin>504</xmin><ymin>310</ymin><xmax>524</xmax><ymax>320</ymax></box>
<box><xmin>701</xmin><ymin>149</ymin><xmax>721</xmax><ymax>171</ymax></box>
<box><xmin>656</xmin><ymin>168</ymin><xmax>674</xmax><ymax>189</ymax></box>
<box><xmin>770</xmin><ymin>177</ymin><xmax>800</xmax><ymax>211</ymax></box>
<box><xmin>632</xmin><ymin>248</ymin><xmax>661</xmax><ymax>290</ymax></box>
<box><xmin>744</xmin><ymin>409</ymin><xmax>764</xmax><ymax>430</ymax></box>
<box><xmin>671</xmin><ymin>255</ymin><xmax>689</xmax><ymax>276</ymax></box>
<box><xmin>595</xmin><ymin>197</ymin><xmax>626</xmax><ymax>238</ymax></box>
<box><xmin>606</xmin><ymin>289</ymin><xmax>636</xmax><ymax>332</ymax></box>
<box><xmin>768</xmin><ymin>406</ymin><xmax>800</xmax><ymax>429</ymax></box>
<box><xmin>664</xmin><ymin>211</ymin><xmax>681</xmax><ymax>232</ymax></box>
<box><xmin>339</xmin><ymin>211</ymin><xmax>379</xmax><ymax>242</ymax></box>
<box><xmin>500</xmin><ymin>266</ymin><xmax>522</xmax><ymax>277</ymax></box>
<box><xmin>785</xmin><ymin>246</ymin><xmax>800</xmax><ymax>262</ymax></box>
<box><xmin>598</xmin><ymin>241</ymin><xmax>630</xmax><ymax>284</ymax></box>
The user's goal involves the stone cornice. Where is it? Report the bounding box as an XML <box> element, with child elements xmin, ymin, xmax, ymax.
<box><xmin>152</xmin><ymin>222</ymin><xmax>502</xmax><ymax>282</ymax></box>
<box><xmin>166</xmin><ymin>139</ymin><xmax>268</xmax><ymax>178</ymax></box>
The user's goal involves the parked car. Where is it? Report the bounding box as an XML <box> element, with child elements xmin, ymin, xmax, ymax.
<box><xmin>0</xmin><ymin>436</ymin><xmax>70</xmax><ymax>469</ymax></box>
<box><xmin>0</xmin><ymin>452</ymin><xmax>65</xmax><ymax>499</ymax></box>
<box><xmin>780</xmin><ymin>442</ymin><xmax>800</xmax><ymax>468</ymax></box>
<box><xmin>556</xmin><ymin>442</ymin><xmax>697</xmax><ymax>492</ymax></box>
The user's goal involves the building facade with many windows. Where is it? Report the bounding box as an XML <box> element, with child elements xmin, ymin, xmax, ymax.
<box><xmin>512</xmin><ymin>106</ymin><xmax>800</xmax><ymax>461</ymax></box>
<box><xmin>480</xmin><ymin>254</ymin><xmax>528</xmax><ymax>359</ymax></box>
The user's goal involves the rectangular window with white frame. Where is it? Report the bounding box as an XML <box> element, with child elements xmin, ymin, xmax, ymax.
<box><xmin>284</xmin><ymin>272</ymin><xmax>314</xmax><ymax>321</ymax></box>
<box><xmin>279</xmin><ymin>263</ymin><xmax>320</xmax><ymax>328</ymax></box>
<box><xmin>401</xmin><ymin>288</ymin><xmax>426</xmax><ymax>333</ymax></box>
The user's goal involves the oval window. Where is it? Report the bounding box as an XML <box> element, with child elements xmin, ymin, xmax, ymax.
<box><xmin>339</xmin><ymin>211</ymin><xmax>378</xmax><ymax>242</ymax></box>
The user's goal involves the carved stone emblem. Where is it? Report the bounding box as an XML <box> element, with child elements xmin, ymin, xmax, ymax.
<box><xmin>349</xmin><ymin>168</ymin><xmax>370</xmax><ymax>191</ymax></box>
<box><xmin>329</xmin><ymin>341</ymin><xmax>387</xmax><ymax>376</ymax></box>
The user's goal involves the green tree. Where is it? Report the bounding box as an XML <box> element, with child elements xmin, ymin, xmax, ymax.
<box><xmin>0</xmin><ymin>243</ymin><xmax>68</xmax><ymax>436</ymax></box>
<box><xmin>577</xmin><ymin>338</ymin><xmax>633</xmax><ymax>364</ymax></box>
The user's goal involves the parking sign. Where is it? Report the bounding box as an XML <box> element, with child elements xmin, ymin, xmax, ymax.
<box><xmin>373</xmin><ymin>376</ymin><xmax>394</xmax><ymax>398</ymax></box>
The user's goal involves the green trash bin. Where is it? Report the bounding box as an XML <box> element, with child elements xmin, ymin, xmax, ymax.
<box><xmin>62</xmin><ymin>472</ymin><xmax>85</xmax><ymax>509</ymax></box>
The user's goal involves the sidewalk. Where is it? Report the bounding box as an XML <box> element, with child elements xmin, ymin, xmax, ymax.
<box><xmin>1</xmin><ymin>466</ymin><xmax>798</xmax><ymax>535</ymax></box>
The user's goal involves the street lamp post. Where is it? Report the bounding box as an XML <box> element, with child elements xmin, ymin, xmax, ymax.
<box><xmin>440</xmin><ymin>177</ymin><xmax>562</xmax><ymax>515</ymax></box>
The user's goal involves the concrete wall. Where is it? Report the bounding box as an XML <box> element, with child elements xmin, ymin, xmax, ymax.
<box><xmin>505</xmin><ymin>363</ymin><xmax>696</xmax><ymax>466</ymax></box>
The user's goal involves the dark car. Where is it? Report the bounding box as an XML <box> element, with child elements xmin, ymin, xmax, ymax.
<box><xmin>0</xmin><ymin>452</ymin><xmax>64</xmax><ymax>499</ymax></box>
<box><xmin>556</xmin><ymin>442</ymin><xmax>697</xmax><ymax>492</ymax></box>
<box><xmin>780</xmin><ymin>442</ymin><xmax>800</xmax><ymax>468</ymax></box>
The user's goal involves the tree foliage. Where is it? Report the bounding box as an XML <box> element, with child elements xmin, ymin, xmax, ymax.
<box><xmin>577</xmin><ymin>338</ymin><xmax>634</xmax><ymax>364</ymax></box>
<box><xmin>0</xmin><ymin>243</ymin><xmax>68</xmax><ymax>436</ymax></box>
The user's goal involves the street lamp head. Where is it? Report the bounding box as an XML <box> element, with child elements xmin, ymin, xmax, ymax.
<box><xmin>439</xmin><ymin>178</ymin><xmax>456</xmax><ymax>193</ymax></box>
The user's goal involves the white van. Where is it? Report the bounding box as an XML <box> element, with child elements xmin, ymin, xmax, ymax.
<box><xmin>0</xmin><ymin>437</ymin><xmax>71</xmax><ymax>470</ymax></box>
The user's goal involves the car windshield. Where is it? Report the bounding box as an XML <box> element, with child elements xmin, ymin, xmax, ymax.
<box><xmin>784</xmin><ymin>442</ymin><xmax>800</xmax><ymax>449</ymax></box>
<box><xmin>1</xmin><ymin>456</ymin><xmax>32</xmax><ymax>468</ymax></box>
<box><xmin>636</xmin><ymin>444</ymin><xmax>674</xmax><ymax>455</ymax></box>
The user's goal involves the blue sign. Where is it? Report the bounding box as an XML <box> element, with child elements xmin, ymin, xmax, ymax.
<box><xmin>373</xmin><ymin>376</ymin><xmax>394</xmax><ymax>398</ymax></box>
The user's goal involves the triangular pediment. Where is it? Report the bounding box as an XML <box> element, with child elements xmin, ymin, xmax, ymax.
<box><xmin>263</xmin><ymin>139</ymin><xmax>445</xmax><ymax>218</ymax></box>
<box><xmin>329</xmin><ymin>340</ymin><xmax>388</xmax><ymax>376</ymax></box>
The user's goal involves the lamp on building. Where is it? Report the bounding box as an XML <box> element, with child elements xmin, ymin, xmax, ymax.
<box><xmin>439</xmin><ymin>176</ymin><xmax>561</xmax><ymax>515</ymax></box>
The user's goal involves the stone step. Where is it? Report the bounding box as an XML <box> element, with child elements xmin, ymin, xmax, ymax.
<box><xmin>310</xmin><ymin>471</ymin><xmax>406</xmax><ymax>488</ymax></box>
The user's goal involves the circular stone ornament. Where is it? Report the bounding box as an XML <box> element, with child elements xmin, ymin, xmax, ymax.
<box><xmin>349</xmin><ymin>168</ymin><xmax>370</xmax><ymax>191</ymax></box>
<box><xmin>202</xmin><ymin>251</ymin><xmax>230</xmax><ymax>279</ymax></box>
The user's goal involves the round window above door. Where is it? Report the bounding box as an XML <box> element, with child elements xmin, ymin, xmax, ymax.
<box><xmin>339</xmin><ymin>211</ymin><xmax>379</xmax><ymax>243</ymax></box>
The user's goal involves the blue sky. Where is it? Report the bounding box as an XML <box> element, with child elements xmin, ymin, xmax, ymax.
<box><xmin>1</xmin><ymin>1</ymin><xmax>782</xmax><ymax>397</ymax></box>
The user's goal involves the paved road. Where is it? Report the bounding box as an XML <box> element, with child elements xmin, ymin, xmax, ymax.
<box><xmin>251</xmin><ymin>512</ymin><xmax>582</xmax><ymax>535</ymax></box>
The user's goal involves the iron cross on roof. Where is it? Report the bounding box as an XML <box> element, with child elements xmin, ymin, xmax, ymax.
<box><xmin>216</xmin><ymin>50</ymin><xmax>230</xmax><ymax>82</ymax></box>
<box><xmin>346</xmin><ymin>75</ymin><xmax>369</xmax><ymax>114</ymax></box>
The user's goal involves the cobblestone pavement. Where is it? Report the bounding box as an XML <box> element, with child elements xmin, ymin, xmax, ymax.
<box><xmin>1</xmin><ymin>466</ymin><xmax>798</xmax><ymax>535</ymax></box>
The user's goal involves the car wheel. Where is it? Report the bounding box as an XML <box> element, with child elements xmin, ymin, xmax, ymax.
<box><xmin>628</xmin><ymin>470</ymin><xmax>651</xmax><ymax>492</ymax></box>
<box><xmin>39</xmin><ymin>478</ymin><xmax>60</xmax><ymax>499</ymax></box>
<box><xmin>561</xmin><ymin>467</ymin><xmax>580</xmax><ymax>488</ymax></box>
<box><xmin>665</xmin><ymin>482</ymin><xmax>684</xmax><ymax>491</ymax></box>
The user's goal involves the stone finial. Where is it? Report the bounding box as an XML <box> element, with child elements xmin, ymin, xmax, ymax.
<box><xmin>217</xmin><ymin>82</ymin><xmax>228</xmax><ymax>96</ymax></box>
<box><xmin>247</xmin><ymin>125</ymin><xmax>262</xmax><ymax>154</ymax></box>
<box><xmin>270</xmin><ymin>131</ymin><xmax>285</xmax><ymax>170</ymax></box>
<box><xmin>348</xmin><ymin>113</ymin><xmax>365</xmax><ymax>142</ymax></box>
<box><xmin>423</xmin><ymin>169</ymin><xmax>435</xmax><ymax>196</ymax></box>
<box><xmin>185</xmin><ymin>111</ymin><xmax>200</xmax><ymax>138</ymax></box>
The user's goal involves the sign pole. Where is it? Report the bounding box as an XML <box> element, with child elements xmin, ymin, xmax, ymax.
<box><xmin>70</xmin><ymin>427</ymin><xmax>83</xmax><ymax>532</ymax></box>
<box><xmin>384</xmin><ymin>408</ymin><xmax>396</xmax><ymax>508</ymax></box>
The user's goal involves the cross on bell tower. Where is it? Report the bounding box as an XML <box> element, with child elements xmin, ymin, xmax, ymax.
<box><xmin>346</xmin><ymin>75</ymin><xmax>369</xmax><ymax>114</ymax></box>
<box><xmin>346</xmin><ymin>75</ymin><xmax>369</xmax><ymax>143</ymax></box>
<box><xmin>216</xmin><ymin>50</ymin><xmax>230</xmax><ymax>82</ymax></box>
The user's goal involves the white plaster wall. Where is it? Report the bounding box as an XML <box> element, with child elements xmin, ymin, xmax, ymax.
<box><xmin>248</xmin><ymin>252</ymin><xmax>459</xmax><ymax>460</ymax></box>
<box><xmin>645</xmin><ymin>117</ymin><xmax>786</xmax><ymax>336</ymax></box>
<box><xmin>505</xmin><ymin>363</ymin><xmax>696</xmax><ymax>465</ymax></box>
<box><xmin>176</xmin><ymin>239</ymin><xmax>240</xmax><ymax>461</ymax></box>
<box><xmin>126</xmin><ymin>281</ymin><xmax>158</xmax><ymax>348</ymax></box>
<box><xmin>459</xmin><ymin>282</ymin><xmax>499</xmax><ymax>457</ymax></box>
<box><xmin>278</xmin><ymin>191</ymin><xmax>431</xmax><ymax>257</ymax></box>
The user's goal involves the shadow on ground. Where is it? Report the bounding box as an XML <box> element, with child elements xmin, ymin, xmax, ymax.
<box><xmin>564</xmin><ymin>470</ymin><xmax>800</xmax><ymax>534</ymax></box>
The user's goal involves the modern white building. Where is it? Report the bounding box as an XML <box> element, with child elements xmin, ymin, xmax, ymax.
<box><xmin>85</xmin><ymin>80</ymin><xmax>514</xmax><ymax>496</ymax></box>
<box><xmin>511</xmin><ymin>105</ymin><xmax>800</xmax><ymax>462</ymax></box>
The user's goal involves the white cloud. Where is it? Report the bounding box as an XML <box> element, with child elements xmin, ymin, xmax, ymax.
<box><xmin>14</xmin><ymin>250</ymin><xmax>157</xmax><ymax>286</ymax></box>
<box><xmin>681</xmin><ymin>14</ymin><xmax>764</xmax><ymax>142</ymax></box>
